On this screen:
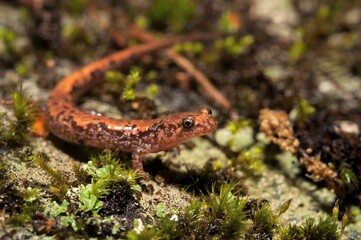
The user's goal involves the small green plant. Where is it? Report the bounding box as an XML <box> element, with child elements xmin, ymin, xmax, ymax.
<box><xmin>289</xmin><ymin>28</ymin><xmax>307</xmax><ymax>63</ymax></box>
<box><xmin>339</xmin><ymin>167</ymin><xmax>359</xmax><ymax>192</ymax></box>
<box><xmin>60</xmin><ymin>214</ymin><xmax>78</xmax><ymax>231</ymax></box>
<box><xmin>78</xmin><ymin>150</ymin><xmax>139</xmax><ymax>213</ymax></box>
<box><xmin>279</xmin><ymin>201</ymin><xmax>347</xmax><ymax>240</ymax></box>
<box><xmin>145</xmin><ymin>84</ymin><xmax>159</xmax><ymax>99</ymax></box>
<box><xmin>0</xmin><ymin>26</ymin><xmax>18</xmax><ymax>58</ymax></box>
<box><xmin>289</xmin><ymin>97</ymin><xmax>315</xmax><ymax>126</ymax></box>
<box><xmin>23</xmin><ymin>187</ymin><xmax>41</xmax><ymax>203</ymax></box>
<box><xmin>215</xmin><ymin>119</ymin><xmax>255</xmax><ymax>152</ymax></box>
<box><xmin>122</xmin><ymin>69</ymin><xmax>141</xmax><ymax>101</ymax></box>
<box><xmin>30</xmin><ymin>152</ymin><xmax>70</xmax><ymax>198</ymax></box>
<box><xmin>105</xmin><ymin>70</ymin><xmax>124</xmax><ymax>83</ymax></box>
<box><xmin>214</xmin><ymin>35</ymin><xmax>254</xmax><ymax>57</ymax></box>
<box><xmin>47</xmin><ymin>200</ymin><xmax>69</xmax><ymax>217</ymax></box>
<box><xmin>173</xmin><ymin>41</ymin><xmax>204</xmax><ymax>54</ymax></box>
<box><xmin>148</xmin><ymin>0</ymin><xmax>196</xmax><ymax>32</ymax></box>
<box><xmin>0</xmin><ymin>88</ymin><xmax>38</xmax><ymax>144</ymax></box>
<box><xmin>64</xmin><ymin>0</ymin><xmax>88</xmax><ymax>15</ymax></box>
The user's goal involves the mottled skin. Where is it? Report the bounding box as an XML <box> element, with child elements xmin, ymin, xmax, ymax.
<box><xmin>45</xmin><ymin>35</ymin><xmax>218</xmax><ymax>174</ymax></box>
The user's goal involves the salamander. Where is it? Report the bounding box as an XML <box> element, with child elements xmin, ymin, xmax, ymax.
<box><xmin>45</xmin><ymin>34</ymin><xmax>218</xmax><ymax>175</ymax></box>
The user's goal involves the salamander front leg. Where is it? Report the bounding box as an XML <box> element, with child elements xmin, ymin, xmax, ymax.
<box><xmin>131</xmin><ymin>151</ymin><xmax>148</xmax><ymax>178</ymax></box>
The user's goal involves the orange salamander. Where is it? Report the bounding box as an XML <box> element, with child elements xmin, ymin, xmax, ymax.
<box><xmin>45</xmin><ymin>34</ymin><xmax>218</xmax><ymax>174</ymax></box>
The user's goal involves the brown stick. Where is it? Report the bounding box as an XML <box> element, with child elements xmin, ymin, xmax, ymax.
<box><xmin>88</xmin><ymin>2</ymin><xmax>238</xmax><ymax>119</ymax></box>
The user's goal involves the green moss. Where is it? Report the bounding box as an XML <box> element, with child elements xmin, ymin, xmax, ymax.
<box><xmin>173</xmin><ymin>41</ymin><xmax>204</xmax><ymax>54</ymax></box>
<box><xmin>30</xmin><ymin>152</ymin><xmax>70</xmax><ymax>198</ymax></box>
<box><xmin>279</xmin><ymin>202</ymin><xmax>346</xmax><ymax>240</ymax></box>
<box><xmin>0</xmin><ymin>88</ymin><xmax>38</xmax><ymax>144</ymax></box>
<box><xmin>251</xmin><ymin>204</ymin><xmax>278</xmax><ymax>235</ymax></box>
<box><xmin>302</xmin><ymin>217</ymin><xmax>339</xmax><ymax>240</ymax></box>
<box><xmin>339</xmin><ymin>167</ymin><xmax>359</xmax><ymax>192</ymax></box>
<box><xmin>290</xmin><ymin>97</ymin><xmax>315</xmax><ymax>126</ymax></box>
<box><xmin>78</xmin><ymin>150</ymin><xmax>139</xmax><ymax>213</ymax></box>
<box><xmin>23</xmin><ymin>187</ymin><xmax>41</xmax><ymax>203</ymax></box>
<box><xmin>64</xmin><ymin>0</ymin><xmax>88</xmax><ymax>15</ymax></box>
<box><xmin>148</xmin><ymin>0</ymin><xmax>195</xmax><ymax>32</ymax></box>
<box><xmin>128</xmin><ymin>182</ymin><xmax>248</xmax><ymax>239</ymax></box>
<box><xmin>0</xmin><ymin>26</ymin><xmax>18</xmax><ymax>59</ymax></box>
<box><xmin>145</xmin><ymin>84</ymin><xmax>159</xmax><ymax>99</ymax></box>
<box><xmin>214</xmin><ymin>35</ymin><xmax>254</xmax><ymax>58</ymax></box>
<box><xmin>122</xmin><ymin>69</ymin><xmax>141</xmax><ymax>101</ymax></box>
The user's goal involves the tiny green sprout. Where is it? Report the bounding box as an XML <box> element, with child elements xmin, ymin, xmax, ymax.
<box><xmin>341</xmin><ymin>210</ymin><xmax>349</xmax><ymax>236</ymax></box>
<box><xmin>332</xmin><ymin>199</ymin><xmax>340</xmax><ymax>219</ymax></box>
<box><xmin>145</xmin><ymin>84</ymin><xmax>159</xmax><ymax>98</ymax></box>
<box><xmin>289</xmin><ymin>28</ymin><xmax>306</xmax><ymax>62</ymax></box>
<box><xmin>317</xmin><ymin>4</ymin><xmax>332</xmax><ymax>19</ymax></box>
<box><xmin>215</xmin><ymin>119</ymin><xmax>254</xmax><ymax>152</ymax></box>
<box><xmin>236</xmin><ymin>146</ymin><xmax>265</xmax><ymax>173</ymax></box>
<box><xmin>156</xmin><ymin>203</ymin><xmax>167</xmax><ymax>218</ymax></box>
<box><xmin>122</xmin><ymin>88</ymin><xmax>137</xmax><ymax>101</ymax></box>
<box><xmin>135</xmin><ymin>16</ymin><xmax>149</xmax><ymax>29</ymax></box>
<box><xmin>290</xmin><ymin>98</ymin><xmax>315</xmax><ymax>125</ymax></box>
<box><xmin>174</xmin><ymin>41</ymin><xmax>204</xmax><ymax>54</ymax></box>
<box><xmin>227</xmin><ymin>119</ymin><xmax>251</xmax><ymax>134</ymax></box>
<box><xmin>339</xmin><ymin>167</ymin><xmax>359</xmax><ymax>192</ymax></box>
<box><xmin>23</xmin><ymin>187</ymin><xmax>41</xmax><ymax>203</ymax></box>
<box><xmin>0</xmin><ymin>26</ymin><xmax>18</xmax><ymax>57</ymax></box>
<box><xmin>122</xmin><ymin>69</ymin><xmax>142</xmax><ymax>101</ymax></box>
<box><xmin>105</xmin><ymin>70</ymin><xmax>123</xmax><ymax>83</ymax></box>
<box><xmin>146</xmin><ymin>70</ymin><xmax>157</xmax><ymax>81</ymax></box>
<box><xmin>48</xmin><ymin>200</ymin><xmax>69</xmax><ymax>217</ymax></box>
<box><xmin>278</xmin><ymin>198</ymin><xmax>292</xmax><ymax>217</ymax></box>
<box><xmin>78</xmin><ymin>183</ymin><xmax>104</xmax><ymax>212</ymax></box>
<box><xmin>15</xmin><ymin>60</ymin><xmax>31</xmax><ymax>77</ymax></box>
<box><xmin>60</xmin><ymin>214</ymin><xmax>78</xmax><ymax>231</ymax></box>
<box><xmin>215</xmin><ymin>35</ymin><xmax>254</xmax><ymax>57</ymax></box>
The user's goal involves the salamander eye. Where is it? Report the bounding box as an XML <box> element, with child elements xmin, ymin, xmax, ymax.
<box><xmin>182</xmin><ymin>117</ymin><xmax>195</xmax><ymax>129</ymax></box>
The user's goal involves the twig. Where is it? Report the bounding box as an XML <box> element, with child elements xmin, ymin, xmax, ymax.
<box><xmin>88</xmin><ymin>2</ymin><xmax>238</xmax><ymax>119</ymax></box>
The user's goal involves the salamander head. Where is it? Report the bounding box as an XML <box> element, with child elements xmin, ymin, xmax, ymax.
<box><xmin>152</xmin><ymin>107</ymin><xmax>218</xmax><ymax>152</ymax></box>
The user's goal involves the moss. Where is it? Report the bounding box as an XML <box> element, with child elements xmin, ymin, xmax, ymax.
<box><xmin>78</xmin><ymin>150</ymin><xmax>139</xmax><ymax>214</ymax></box>
<box><xmin>0</xmin><ymin>88</ymin><xmax>38</xmax><ymax>145</ymax></box>
<box><xmin>64</xmin><ymin>0</ymin><xmax>88</xmax><ymax>15</ymax></box>
<box><xmin>279</xmin><ymin>202</ymin><xmax>346</xmax><ymax>240</ymax></box>
<box><xmin>122</xmin><ymin>69</ymin><xmax>141</xmax><ymax>101</ymax></box>
<box><xmin>0</xmin><ymin>26</ymin><xmax>19</xmax><ymax>61</ymax></box>
<box><xmin>148</xmin><ymin>0</ymin><xmax>196</xmax><ymax>32</ymax></box>
<box><xmin>30</xmin><ymin>152</ymin><xmax>70</xmax><ymax>198</ymax></box>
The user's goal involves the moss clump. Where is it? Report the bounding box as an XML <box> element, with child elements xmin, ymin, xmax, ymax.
<box><xmin>127</xmin><ymin>183</ymin><xmax>249</xmax><ymax>239</ymax></box>
<box><xmin>147</xmin><ymin>0</ymin><xmax>196</xmax><ymax>32</ymax></box>
<box><xmin>0</xmin><ymin>88</ymin><xmax>38</xmax><ymax>145</ymax></box>
<box><xmin>30</xmin><ymin>152</ymin><xmax>70</xmax><ymax>198</ymax></box>
<box><xmin>78</xmin><ymin>150</ymin><xmax>139</xmax><ymax>214</ymax></box>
